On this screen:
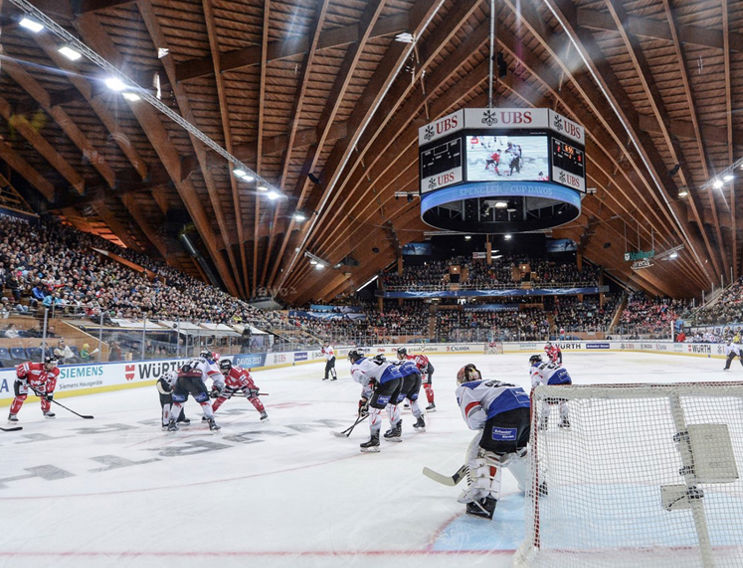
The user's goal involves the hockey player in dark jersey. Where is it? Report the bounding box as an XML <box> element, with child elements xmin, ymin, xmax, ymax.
<box><xmin>394</xmin><ymin>358</ymin><xmax>426</xmax><ymax>431</ymax></box>
<box><xmin>455</xmin><ymin>363</ymin><xmax>530</xmax><ymax>519</ymax></box>
<box><xmin>156</xmin><ymin>369</ymin><xmax>190</xmax><ymax>429</ymax></box>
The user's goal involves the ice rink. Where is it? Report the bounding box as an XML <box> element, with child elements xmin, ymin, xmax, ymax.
<box><xmin>0</xmin><ymin>350</ymin><xmax>735</xmax><ymax>568</ymax></box>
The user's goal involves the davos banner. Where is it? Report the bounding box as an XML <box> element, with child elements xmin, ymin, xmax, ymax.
<box><xmin>378</xmin><ymin>286</ymin><xmax>606</xmax><ymax>299</ymax></box>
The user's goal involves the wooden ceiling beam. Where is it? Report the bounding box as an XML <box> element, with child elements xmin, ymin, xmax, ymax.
<box><xmin>577</xmin><ymin>7</ymin><xmax>743</xmax><ymax>52</ymax></box>
<box><xmin>75</xmin><ymin>8</ymin><xmax>240</xmax><ymax>296</ymax></box>
<box><xmin>508</xmin><ymin>0</ymin><xmax>716</xmax><ymax>287</ymax></box>
<box><xmin>260</xmin><ymin>0</ymin><xmax>331</xmax><ymax>290</ymax></box>
<box><xmin>132</xmin><ymin>0</ymin><xmax>245</xmax><ymax>297</ymax></box>
<box><xmin>721</xmin><ymin>0</ymin><xmax>737</xmax><ymax>281</ymax></box>
<box><xmin>0</xmin><ymin>140</ymin><xmax>55</xmax><ymax>200</ymax></box>
<box><xmin>174</xmin><ymin>12</ymin><xmax>408</xmax><ymax>82</ymax></box>
<box><xmin>0</xmin><ymin>97</ymin><xmax>85</xmax><ymax>194</ymax></box>
<box><xmin>253</xmin><ymin>0</ymin><xmax>271</xmax><ymax>298</ymax></box>
<box><xmin>268</xmin><ymin>0</ymin><xmax>388</xmax><ymax>292</ymax></box>
<box><xmin>76</xmin><ymin>0</ymin><xmax>137</xmax><ymax>13</ymax></box>
<box><xmin>201</xmin><ymin>0</ymin><xmax>249</xmax><ymax>297</ymax></box>
<box><xmin>604</xmin><ymin>0</ymin><xmax>725</xmax><ymax>279</ymax></box>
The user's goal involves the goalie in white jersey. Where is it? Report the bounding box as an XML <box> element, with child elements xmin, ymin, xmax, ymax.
<box><xmin>529</xmin><ymin>354</ymin><xmax>571</xmax><ymax>430</ymax></box>
<box><xmin>349</xmin><ymin>349</ymin><xmax>403</xmax><ymax>452</ymax></box>
<box><xmin>455</xmin><ymin>363</ymin><xmax>530</xmax><ymax>519</ymax></box>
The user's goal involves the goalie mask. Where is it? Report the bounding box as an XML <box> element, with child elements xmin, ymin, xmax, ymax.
<box><xmin>456</xmin><ymin>363</ymin><xmax>481</xmax><ymax>384</ymax></box>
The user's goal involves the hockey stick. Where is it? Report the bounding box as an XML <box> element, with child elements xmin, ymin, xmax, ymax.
<box><xmin>422</xmin><ymin>464</ymin><xmax>469</xmax><ymax>486</ymax></box>
<box><xmin>32</xmin><ymin>389</ymin><xmax>94</xmax><ymax>419</ymax></box>
<box><xmin>333</xmin><ymin>414</ymin><xmax>368</xmax><ymax>437</ymax></box>
<box><xmin>0</xmin><ymin>426</ymin><xmax>22</xmax><ymax>432</ymax></box>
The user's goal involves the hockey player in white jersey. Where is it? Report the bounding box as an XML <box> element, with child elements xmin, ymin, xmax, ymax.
<box><xmin>349</xmin><ymin>349</ymin><xmax>403</xmax><ymax>452</ymax></box>
<box><xmin>529</xmin><ymin>354</ymin><xmax>572</xmax><ymax>429</ymax></box>
<box><xmin>455</xmin><ymin>363</ymin><xmax>531</xmax><ymax>519</ymax></box>
<box><xmin>167</xmin><ymin>350</ymin><xmax>222</xmax><ymax>431</ymax></box>
<box><xmin>723</xmin><ymin>338</ymin><xmax>743</xmax><ymax>370</ymax></box>
<box><xmin>156</xmin><ymin>369</ymin><xmax>190</xmax><ymax>429</ymax></box>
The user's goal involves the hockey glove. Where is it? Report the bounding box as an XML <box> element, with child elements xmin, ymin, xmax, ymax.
<box><xmin>209</xmin><ymin>388</ymin><xmax>221</xmax><ymax>399</ymax></box>
<box><xmin>358</xmin><ymin>398</ymin><xmax>369</xmax><ymax>418</ymax></box>
<box><xmin>45</xmin><ymin>393</ymin><xmax>54</xmax><ymax>402</ymax></box>
<box><xmin>247</xmin><ymin>388</ymin><xmax>260</xmax><ymax>399</ymax></box>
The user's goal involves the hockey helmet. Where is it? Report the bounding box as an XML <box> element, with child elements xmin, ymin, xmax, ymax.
<box><xmin>529</xmin><ymin>354</ymin><xmax>543</xmax><ymax>366</ymax></box>
<box><xmin>44</xmin><ymin>355</ymin><xmax>58</xmax><ymax>369</ymax></box>
<box><xmin>396</xmin><ymin>347</ymin><xmax>407</xmax><ymax>360</ymax></box>
<box><xmin>456</xmin><ymin>363</ymin><xmax>481</xmax><ymax>384</ymax></box>
<box><xmin>348</xmin><ymin>349</ymin><xmax>363</xmax><ymax>363</ymax></box>
<box><xmin>219</xmin><ymin>359</ymin><xmax>232</xmax><ymax>374</ymax></box>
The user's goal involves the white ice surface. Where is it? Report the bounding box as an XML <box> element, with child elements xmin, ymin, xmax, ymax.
<box><xmin>0</xmin><ymin>351</ymin><xmax>735</xmax><ymax>568</ymax></box>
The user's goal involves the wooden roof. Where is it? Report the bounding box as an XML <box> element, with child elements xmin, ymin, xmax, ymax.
<box><xmin>0</xmin><ymin>0</ymin><xmax>741</xmax><ymax>300</ymax></box>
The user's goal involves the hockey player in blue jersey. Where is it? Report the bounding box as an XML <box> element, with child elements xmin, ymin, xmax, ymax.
<box><xmin>394</xmin><ymin>357</ymin><xmax>426</xmax><ymax>431</ymax></box>
<box><xmin>455</xmin><ymin>363</ymin><xmax>530</xmax><ymax>519</ymax></box>
<box><xmin>529</xmin><ymin>354</ymin><xmax>572</xmax><ymax>429</ymax></box>
<box><xmin>349</xmin><ymin>350</ymin><xmax>403</xmax><ymax>452</ymax></box>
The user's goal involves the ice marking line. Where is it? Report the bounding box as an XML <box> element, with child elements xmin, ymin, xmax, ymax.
<box><xmin>424</xmin><ymin>511</ymin><xmax>464</xmax><ymax>551</ymax></box>
<box><xmin>0</xmin><ymin>550</ymin><xmax>516</xmax><ymax>557</ymax></box>
<box><xmin>0</xmin><ymin>452</ymin><xmax>366</xmax><ymax>500</ymax></box>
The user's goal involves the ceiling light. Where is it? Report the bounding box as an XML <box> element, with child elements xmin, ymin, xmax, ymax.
<box><xmin>464</xmin><ymin>235</ymin><xmax>472</xmax><ymax>240</ymax></box>
<box><xmin>105</xmin><ymin>77</ymin><xmax>127</xmax><ymax>91</ymax></box>
<box><xmin>58</xmin><ymin>46</ymin><xmax>82</xmax><ymax>61</ymax></box>
<box><xmin>157</xmin><ymin>48</ymin><xmax>169</xmax><ymax>59</ymax></box>
<box><xmin>723</xmin><ymin>174</ymin><xmax>734</xmax><ymax>182</ymax></box>
<box><xmin>19</xmin><ymin>17</ymin><xmax>44</xmax><ymax>33</ymax></box>
<box><xmin>669</xmin><ymin>252</ymin><xmax>679</xmax><ymax>259</ymax></box>
<box><xmin>712</xmin><ymin>178</ymin><xmax>724</xmax><ymax>189</ymax></box>
<box><xmin>314</xmin><ymin>263</ymin><xmax>325</xmax><ymax>270</ymax></box>
<box><xmin>492</xmin><ymin>254</ymin><xmax>503</xmax><ymax>259</ymax></box>
<box><xmin>678</xmin><ymin>189</ymin><xmax>688</xmax><ymax>198</ymax></box>
<box><xmin>293</xmin><ymin>213</ymin><xmax>307</xmax><ymax>222</ymax></box>
<box><xmin>504</xmin><ymin>234</ymin><xmax>512</xmax><ymax>240</ymax></box>
<box><xmin>267</xmin><ymin>190</ymin><xmax>280</xmax><ymax>200</ymax></box>
<box><xmin>257</xmin><ymin>184</ymin><xmax>268</xmax><ymax>192</ymax></box>
<box><xmin>395</xmin><ymin>32</ymin><xmax>415</xmax><ymax>43</ymax></box>
<box><xmin>309</xmin><ymin>259</ymin><xmax>318</xmax><ymax>265</ymax></box>
<box><xmin>122</xmin><ymin>92</ymin><xmax>140</xmax><ymax>102</ymax></box>
<box><xmin>495</xmin><ymin>201</ymin><xmax>508</xmax><ymax>209</ymax></box>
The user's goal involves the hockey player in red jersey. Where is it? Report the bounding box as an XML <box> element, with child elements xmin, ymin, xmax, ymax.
<box><xmin>213</xmin><ymin>360</ymin><xmax>267</xmax><ymax>420</ymax></box>
<box><xmin>544</xmin><ymin>341</ymin><xmax>562</xmax><ymax>366</ymax></box>
<box><xmin>397</xmin><ymin>347</ymin><xmax>436</xmax><ymax>411</ymax></box>
<box><xmin>9</xmin><ymin>356</ymin><xmax>60</xmax><ymax>421</ymax></box>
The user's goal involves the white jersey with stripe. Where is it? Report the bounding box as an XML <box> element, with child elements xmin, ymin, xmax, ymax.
<box><xmin>455</xmin><ymin>380</ymin><xmax>530</xmax><ymax>430</ymax></box>
<box><xmin>351</xmin><ymin>357</ymin><xmax>403</xmax><ymax>398</ymax></box>
<box><xmin>531</xmin><ymin>362</ymin><xmax>572</xmax><ymax>388</ymax></box>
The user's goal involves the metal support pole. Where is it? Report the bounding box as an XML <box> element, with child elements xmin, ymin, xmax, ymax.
<box><xmin>488</xmin><ymin>0</ymin><xmax>495</xmax><ymax>108</ymax></box>
<box><xmin>141</xmin><ymin>315</ymin><xmax>146</xmax><ymax>361</ymax></box>
<box><xmin>41</xmin><ymin>308</ymin><xmax>48</xmax><ymax>361</ymax></box>
<box><xmin>176</xmin><ymin>317</ymin><xmax>180</xmax><ymax>359</ymax></box>
<box><xmin>98</xmin><ymin>311</ymin><xmax>104</xmax><ymax>362</ymax></box>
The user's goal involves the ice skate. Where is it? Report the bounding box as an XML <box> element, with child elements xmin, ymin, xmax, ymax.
<box><xmin>208</xmin><ymin>417</ymin><xmax>221</xmax><ymax>431</ymax></box>
<box><xmin>8</xmin><ymin>413</ymin><xmax>18</xmax><ymax>422</ymax></box>
<box><xmin>425</xmin><ymin>403</ymin><xmax>436</xmax><ymax>412</ymax></box>
<box><xmin>466</xmin><ymin>496</ymin><xmax>497</xmax><ymax>519</ymax></box>
<box><xmin>259</xmin><ymin>411</ymin><xmax>269</xmax><ymax>421</ymax></box>
<box><xmin>167</xmin><ymin>418</ymin><xmax>178</xmax><ymax>432</ymax></box>
<box><xmin>43</xmin><ymin>411</ymin><xmax>56</xmax><ymax>419</ymax></box>
<box><xmin>360</xmin><ymin>433</ymin><xmax>380</xmax><ymax>452</ymax></box>
<box><xmin>413</xmin><ymin>416</ymin><xmax>426</xmax><ymax>430</ymax></box>
<box><xmin>383</xmin><ymin>420</ymin><xmax>402</xmax><ymax>442</ymax></box>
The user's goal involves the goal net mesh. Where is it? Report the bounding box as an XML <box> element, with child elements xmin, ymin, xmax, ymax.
<box><xmin>515</xmin><ymin>382</ymin><xmax>743</xmax><ymax>568</ymax></box>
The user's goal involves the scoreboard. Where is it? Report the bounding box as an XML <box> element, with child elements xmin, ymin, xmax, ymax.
<box><xmin>418</xmin><ymin>108</ymin><xmax>586</xmax><ymax>194</ymax></box>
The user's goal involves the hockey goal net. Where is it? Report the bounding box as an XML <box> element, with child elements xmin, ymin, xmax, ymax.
<box><xmin>515</xmin><ymin>382</ymin><xmax>743</xmax><ymax>568</ymax></box>
<box><xmin>485</xmin><ymin>341</ymin><xmax>504</xmax><ymax>354</ymax></box>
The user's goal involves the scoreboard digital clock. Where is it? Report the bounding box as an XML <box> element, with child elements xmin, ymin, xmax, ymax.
<box><xmin>419</xmin><ymin>137</ymin><xmax>462</xmax><ymax>193</ymax></box>
<box><xmin>551</xmin><ymin>137</ymin><xmax>585</xmax><ymax>192</ymax></box>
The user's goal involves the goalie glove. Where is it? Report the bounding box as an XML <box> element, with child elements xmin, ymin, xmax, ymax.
<box><xmin>358</xmin><ymin>397</ymin><xmax>369</xmax><ymax>418</ymax></box>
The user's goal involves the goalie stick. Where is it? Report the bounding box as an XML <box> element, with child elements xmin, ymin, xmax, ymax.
<box><xmin>0</xmin><ymin>426</ymin><xmax>22</xmax><ymax>432</ymax></box>
<box><xmin>422</xmin><ymin>464</ymin><xmax>468</xmax><ymax>486</ymax></box>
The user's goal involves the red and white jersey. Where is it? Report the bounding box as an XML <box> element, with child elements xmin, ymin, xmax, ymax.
<box><xmin>407</xmin><ymin>353</ymin><xmax>430</xmax><ymax>373</ymax></box>
<box><xmin>321</xmin><ymin>345</ymin><xmax>335</xmax><ymax>360</ymax></box>
<box><xmin>224</xmin><ymin>366</ymin><xmax>257</xmax><ymax>391</ymax></box>
<box><xmin>16</xmin><ymin>361</ymin><xmax>60</xmax><ymax>393</ymax></box>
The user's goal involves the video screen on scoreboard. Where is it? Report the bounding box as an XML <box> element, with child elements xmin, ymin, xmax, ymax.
<box><xmin>465</xmin><ymin>135</ymin><xmax>549</xmax><ymax>182</ymax></box>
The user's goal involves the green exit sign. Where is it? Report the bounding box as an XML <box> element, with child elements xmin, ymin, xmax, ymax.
<box><xmin>624</xmin><ymin>250</ymin><xmax>655</xmax><ymax>261</ymax></box>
